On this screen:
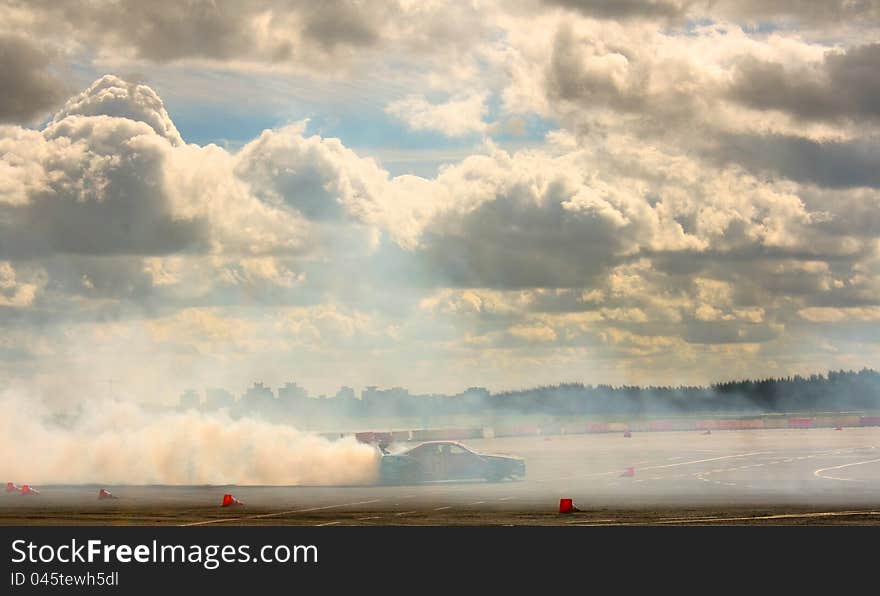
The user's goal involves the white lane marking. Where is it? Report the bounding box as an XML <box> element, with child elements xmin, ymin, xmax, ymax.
<box><xmin>316</xmin><ymin>521</ymin><xmax>340</xmax><ymax>526</ymax></box>
<box><xmin>637</xmin><ymin>451</ymin><xmax>769</xmax><ymax>472</ymax></box>
<box><xmin>433</xmin><ymin>506</ymin><xmax>452</xmax><ymax>511</ymax></box>
<box><xmin>497</xmin><ymin>496</ymin><xmax>514</xmax><ymax>501</ymax></box>
<box><xmin>469</xmin><ymin>501</ymin><xmax>486</xmax><ymax>505</ymax></box>
<box><xmin>814</xmin><ymin>458</ymin><xmax>880</xmax><ymax>482</ymax></box>
<box><xmin>180</xmin><ymin>499</ymin><xmax>382</xmax><ymax>526</ymax></box>
<box><xmin>358</xmin><ymin>516</ymin><xmax>381</xmax><ymax>520</ymax></box>
<box><xmin>568</xmin><ymin>511</ymin><xmax>880</xmax><ymax>525</ymax></box>
<box><xmin>652</xmin><ymin>511</ymin><xmax>880</xmax><ymax>524</ymax></box>
<box><xmin>395</xmin><ymin>511</ymin><xmax>418</xmax><ymax>516</ymax></box>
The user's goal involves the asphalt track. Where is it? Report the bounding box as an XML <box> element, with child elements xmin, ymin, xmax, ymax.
<box><xmin>3</xmin><ymin>427</ymin><xmax>880</xmax><ymax>525</ymax></box>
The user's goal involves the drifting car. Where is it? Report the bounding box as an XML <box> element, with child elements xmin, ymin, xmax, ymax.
<box><xmin>378</xmin><ymin>440</ymin><xmax>525</xmax><ymax>485</ymax></box>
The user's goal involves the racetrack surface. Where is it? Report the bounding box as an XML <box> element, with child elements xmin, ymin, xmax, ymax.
<box><xmin>3</xmin><ymin>427</ymin><xmax>879</xmax><ymax>525</ymax></box>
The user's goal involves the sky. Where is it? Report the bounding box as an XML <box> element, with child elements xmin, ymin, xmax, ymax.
<box><xmin>1</xmin><ymin>0</ymin><xmax>879</xmax><ymax>405</ymax></box>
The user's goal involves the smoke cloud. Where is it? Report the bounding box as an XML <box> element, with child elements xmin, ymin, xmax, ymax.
<box><xmin>0</xmin><ymin>392</ymin><xmax>379</xmax><ymax>486</ymax></box>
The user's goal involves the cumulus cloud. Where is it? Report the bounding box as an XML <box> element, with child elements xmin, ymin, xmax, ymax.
<box><xmin>52</xmin><ymin>75</ymin><xmax>185</xmax><ymax>145</ymax></box>
<box><xmin>234</xmin><ymin>122</ymin><xmax>388</xmax><ymax>222</ymax></box>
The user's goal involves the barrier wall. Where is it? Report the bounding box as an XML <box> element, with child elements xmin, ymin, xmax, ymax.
<box><xmin>352</xmin><ymin>412</ymin><xmax>875</xmax><ymax>444</ymax></box>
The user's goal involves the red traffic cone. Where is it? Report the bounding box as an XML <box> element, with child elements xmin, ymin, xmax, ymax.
<box><xmin>20</xmin><ymin>484</ymin><xmax>39</xmax><ymax>495</ymax></box>
<box><xmin>620</xmin><ymin>467</ymin><xmax>635</xmax><ymax>477</ymax></box>
<box><xmin>221</xmin><ymin>493</ymin><xmax>244</xmax><ymax>507</ymax></box>
<box><xmin>834</xmin><ymin>425</ymin><xmax>843</xmax><ymax>431</ymax></box>
<box><xmin>623</xmin><ymin>431</ymin><xmax>632</xmax><ymax>438</ymax></box>
<box><xmin>5</xmin><ymin>482</ymin><xmax>19</xmax><ymax>493</ymax></box>
<box><xmin>98</xmin><ymin>488</ymin><xmax>118</xmax><ymax>500</ymax></box>
<box><xmin>559</xmin><ymin>498</ymin><xmax>580</xmax><ymax>513</ymax></box>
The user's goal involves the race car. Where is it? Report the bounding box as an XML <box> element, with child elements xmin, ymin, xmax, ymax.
<box><xmin>378</xmin><ymin>440</ymin><xmax>525</xmax><ymax>485</ymax></box>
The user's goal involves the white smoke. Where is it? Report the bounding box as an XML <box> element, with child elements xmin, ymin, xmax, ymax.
<box><xmin>0</xmin><ymin>393</ymin><xmax>379</xmax><ymax>486</ymax></box>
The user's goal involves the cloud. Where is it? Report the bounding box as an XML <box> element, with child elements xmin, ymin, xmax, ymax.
<box><xmin>0</xmin><ymin>34</ymin><xmax>65</xmax><ymax>124</ymax></box>
<box><xmin>708</xmin><ymin>0</ymin><xmax>880</xmax><ymax>24</ymax></box>
<box><xmin>543</xmin><ymin>0</ymin><xmax>880</xmax><ymax>24</ymax></box>
<box><xmin>52</xmin><ymin>75</ymin><xmax>184</xmax><ymax>145</ymax></box>
<box><xmin>300</xmin><ymin>0</ymin><xmax>381</xmax><ymax>50</ymax></box>
<box><xmin>1</xmin><ymin>66</ymin><xmax>880</xmax><ymax>395</ymax></box>
<box><xmin>12</xmin><ymin>0</ymin><xmax>484</xmax><ymax>74</ymax></box>
<box><xmin>0</xmin><ymin>115</ymin><xmax>209</xmax><ymax>258</ymax></box>
<box><xmin>729</xmin><ymin>44</ymin><xmax>880</xmax><ymax>124</ymax></box>
<box><xmin>234</xmin><ymin>122</ymin><xmax>388</xmax><ymax>222</ymax></box>
<box><xmin>710</xmin><ymin>133</ymin><xmax>880</xmax><ymax>189</ymax></box>
<box><xmin>543</xmin><ymin>0</ymin><xmax>691</xmax><ymax>20</ymax></box>
<box><xmin>0</xmin><ymin>261</ymin><xmax>44</xmax><ymax>308</ymax></box>
<box><xmin>386</xmin><ymin>93</ymin><xmax>488</xmax><ymax>137</ymax></box>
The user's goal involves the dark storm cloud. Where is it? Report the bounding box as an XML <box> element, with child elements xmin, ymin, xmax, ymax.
<box><xmin>711</xmin><ymin>133</ymin><xmax>880</xmax><ymax>189</ymax></box>
<box><xmin>730</xmin><ymin>44</ymin><xmax>880</xmax><ymax>123</ymax></box>
<box><xmin>0</xmin><ymin>34</ymin><xmax>64</xmax><ymax>123</ymax></box>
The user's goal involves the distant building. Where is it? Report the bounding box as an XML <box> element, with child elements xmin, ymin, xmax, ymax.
<box><xmin>335</xmin><ymin>386</ymin><xmax>356</xmax><ymax>401</ymax></box>
<box><xmin>362</xmin><ymin>386</ymin><xmax>414</xmax><ymax>416</ymax></box>
<box><xmin>205</xmin><ymin>387</ymin><xmax>235</xmax><ymax>410</ymax></box>
<box><xmin>279</xmin><ymin>382</ymin><xmax>308</xmax><ymax>402</ymax></box>
<box><xmin>240</xmin><ymin>382</ymin><xmax>275</xmax><ymax>414</ymax></box>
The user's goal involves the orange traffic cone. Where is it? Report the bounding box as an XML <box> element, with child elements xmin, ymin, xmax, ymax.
<box><xmin>5</xmin><ymin>482</ymin><xmax>19</xmax><ymax>493</ymax></box>
<box><xmin>620</xmin><ymin>467</ymin><xmax>635</xmax><ymax>477</ymax></box>
<box><xmin>20</xmin><ymin>484</ymin><xmax>39</xmax><ymax>495</ymax></box>
<box><xmin>221</xmin><ymin>493</ymin><xmax>244</xmax><ymax>507</ymax></box>
<box><xmin>98</xmin><ymin>488</ymin><xmax>118</xmax><ymax>500</ymax></box>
